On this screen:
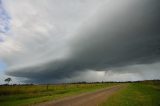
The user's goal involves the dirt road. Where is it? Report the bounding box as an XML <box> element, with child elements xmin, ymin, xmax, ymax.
<box><xmin>34</xmin><ymin>85</ymin><xmax>125</xmax><ymax>106</ymax></box>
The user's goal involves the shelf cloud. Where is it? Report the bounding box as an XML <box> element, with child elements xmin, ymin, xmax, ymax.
<box><xmin>0</xmin><ymin>0</ymin><xmax>160</xmax><ymax>83</ymax></box>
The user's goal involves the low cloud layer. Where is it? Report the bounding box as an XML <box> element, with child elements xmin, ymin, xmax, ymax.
<box><xmin>0</xmin><ymin>0</ymin><xmax>160</xmax><ymax>83</ymax></box>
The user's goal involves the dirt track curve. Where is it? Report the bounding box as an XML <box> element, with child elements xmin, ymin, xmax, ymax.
<box><xmin>34</xmin><ymin>85</ymin><xmax>125</xmax><ymax>106</ymax></box>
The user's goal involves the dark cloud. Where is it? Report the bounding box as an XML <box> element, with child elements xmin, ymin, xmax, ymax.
<box><xmin>6</xmin><ymin>0</ymin><xmax>160</xmax><ymax>83</ymax></box>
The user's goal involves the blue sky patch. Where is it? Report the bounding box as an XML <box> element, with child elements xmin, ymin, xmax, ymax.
<box><xmin>0</xmin><ymin>0</ymin><xmax>10</xmax><ymax>41</ymax></box>
<box><xmin>0</xmin><ymin>60</ymin><xmax>6</xmax><ymax>73</ymax></box>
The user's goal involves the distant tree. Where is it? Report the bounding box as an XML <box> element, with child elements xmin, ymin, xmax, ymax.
<box><xmin>4</xmin><ymin>78</ymin><xmax>12</xmax><ymax>84</ymax></box>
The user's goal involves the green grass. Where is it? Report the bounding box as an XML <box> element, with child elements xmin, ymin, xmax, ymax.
<box><xmin>0</xmin><ymin>83</ymin><xmax>118</xmax><ymax>106</ymax></box>
<box><xmin>101</xmin><ymin>81</ymin><xmax>160</xmax><ymax>106</ymax></box>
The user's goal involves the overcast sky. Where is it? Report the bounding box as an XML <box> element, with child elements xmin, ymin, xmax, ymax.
<box><xmin>0</xmin><ymin>0</ymin><xmax>160</xmax><ymax>84</ymax></box>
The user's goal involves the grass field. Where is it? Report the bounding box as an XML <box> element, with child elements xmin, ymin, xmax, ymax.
<box><xmin>101</xmin><ymin>81</ymin><xmax>160</xmax><ymax>106</ymax></box>
<box><xmin>0</xmin><ymin>83</ymin><xmax>118</xmax><ymax>106</ymax></box>
<box><xmin>0</xmin><ymin>80</ymin><xmax>159</xmax><ymax>106</ymax></box>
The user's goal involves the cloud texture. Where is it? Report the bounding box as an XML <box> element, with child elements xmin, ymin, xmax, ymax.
<box><xmin>0</xmin><ymin>0</ymin><xmax>160</xmax><ymax>83</ymax></box>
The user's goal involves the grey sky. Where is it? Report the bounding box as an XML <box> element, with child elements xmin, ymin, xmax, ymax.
<box><xmin>0</xmin><ymin>0</ymin><xmax>160</xmax><ymax>83</ymax></box>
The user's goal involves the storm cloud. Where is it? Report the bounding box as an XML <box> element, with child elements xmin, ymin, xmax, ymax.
<box><xmin>0</xmin><ymin>0</ymin><xmax>160</xmax><ymax>83</ymax></box>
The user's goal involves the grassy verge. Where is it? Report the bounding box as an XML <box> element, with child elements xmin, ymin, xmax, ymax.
<box><xmin>101</xmin><ymin>82</ymin><xmax>160</xmax><ymax>106</ymax></box>
<box><xmin>0</xmin><ymin>83</ymin><xmax>118</xmax><ymax>106</ymax></box>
